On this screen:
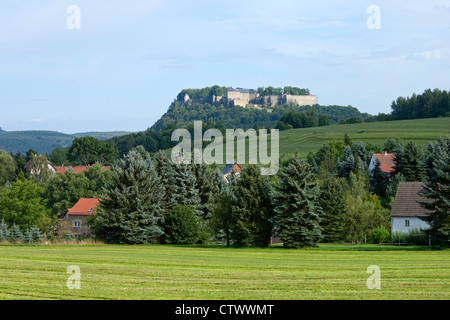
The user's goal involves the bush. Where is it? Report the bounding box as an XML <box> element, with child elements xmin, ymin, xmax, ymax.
<box><xmin>163</xmin><ymin>205</ymin><xmax>201</xmax><ymax>244</ymax></box>
<box><xmin>368</xmin><ymin>226</ymin><xmax>391</xmax><ymax>244</ymax></box>
<box><xmin>391</xmin><ymin>228</ymin><xmax>428</xmax><ymax>246</ymax></box>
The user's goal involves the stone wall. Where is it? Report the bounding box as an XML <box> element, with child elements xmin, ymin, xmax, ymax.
<box><xmin>284</xmin><ymin>94</ymin><xmax>318</xmax><ymax>106</ymax></box>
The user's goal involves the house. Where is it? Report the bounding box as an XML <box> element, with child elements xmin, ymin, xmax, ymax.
<box><xmin>24</xmin><ymin>155</ymin><xmax>57</xmax><ymax>176</ymax></box>
<box><xmin>59</xmin><ymin>197</ymin><xmax>100</xmax><ymax>237</ymax></box>
<box><xmin>390</xmin><ymin>182</ymin><xmax>431</xmax><ymax>233</ymax></box>
<box><xmin>221</xmin><ymin>163</ymin><xmax>242</xmax><ymax>180</ymax></box>
<box><xmin>368</xmin><ymin>151</ymin><xmax>395</xmax><ymax>176</ymax></box>
<box><xmin>55</xmin><ymin>165</ymin><xmax>111</xmax><ymax>175</ymax></box>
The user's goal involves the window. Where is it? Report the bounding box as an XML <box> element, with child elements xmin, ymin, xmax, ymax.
<box><xmin>405</xmin><ymin>220</ymin><xmax>410</xmax><ymax>227</ymax></box>
<box><xmin>73</xmin><ymin>221</ymin><xmax>81</xmax><ymax>228</ymax></box>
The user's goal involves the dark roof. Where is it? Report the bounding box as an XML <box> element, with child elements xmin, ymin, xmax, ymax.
<box><xmin>391</xmin><ymin>182</ymin><xmax>432</xmax><ymax>217</ymax></box>
<box><xmin>221</xmin><ymin>163</ymin><xmax>241</xmax><ymax>175</ymax></box>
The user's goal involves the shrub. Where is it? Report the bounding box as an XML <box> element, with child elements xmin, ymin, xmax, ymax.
<box><xmin>368</xmin><ymin>226</ymin><xmax>391</xmax><ymax>244</ymax></box>
<box><xmin>391</xmin><ymin>228</ymin><xmax>428</xmax><ymax>246</ymax></box>
<box><xmin>163</xmin><ymin>205</ymin><xmax>201</xmax><ymax>244</ymax></box>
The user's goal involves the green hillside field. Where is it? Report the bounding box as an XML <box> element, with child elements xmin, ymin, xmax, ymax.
<box><xmin>277</xmin><ymin>117</ymin><xmax>450</xmax><ymax>158</ymax></box>
<box><xmin>0</xmin><ymin>244</ymin><xmax>448</xmax><ymax>300</ymax></box>
<box><xmin>166</xmin><ymin>117</ymin><xmax>450</xmax><ymax>167</ymax></box>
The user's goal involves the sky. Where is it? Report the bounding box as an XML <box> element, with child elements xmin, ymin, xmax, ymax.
<box><xmin>0</xmin><ymin>0</ymin><xmax>449</xmax><ymax>133</ymax></box>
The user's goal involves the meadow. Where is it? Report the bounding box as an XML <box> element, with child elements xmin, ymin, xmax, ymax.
<box><xmin>0</xmin><ymin>243</ymin><xmax>448</xmax><ymax>300</ymax></box>
<box><xmin>278</xmin><ymin>117</ymin><xmax>450</xmax><ymax>157</ymax></box>
<box><xmin>170</xmin><ymin>117</ymin><xmax>450</xmax><ymax>166</ymax></box>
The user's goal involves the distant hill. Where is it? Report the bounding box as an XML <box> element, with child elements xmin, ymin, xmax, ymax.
<box><xmin>152</xmin><ymin>86</ymin><xmax>371</xmax><ymax>131</ymax></box>
<box><xmin>110</xmin><ymin>86</ymin><xmax>372</xmax><ymax>156</ymax></box>
<box><xmin>0</xmin><ymin>130</ymin><xmax>132</xmax><ymax>154</ymax></box>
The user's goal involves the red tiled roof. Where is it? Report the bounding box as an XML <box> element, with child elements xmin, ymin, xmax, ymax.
<box><xmin>55</xmin><ymin>165</ymin><xmax>111</xmax><ymax>175</ymax></box>
<box><xmin>391</xmin><ymin>182</ymin><xmax>432</xmax><ymax>217</ymax></box>
<box><xmin>373</xmin><ymin>152</ymin><xmax>395</xmax><ymax>174</ymax></box>
<box><xmin>66</xmin><ymin>198</ymin><xmax>101</xmax><ymax>216</ymax></box>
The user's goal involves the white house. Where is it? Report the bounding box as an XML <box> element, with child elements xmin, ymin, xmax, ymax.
<box><xmin>390</xmin><ymin>182</ymin><xmax>431</xmax><ymax>233</ymax></box>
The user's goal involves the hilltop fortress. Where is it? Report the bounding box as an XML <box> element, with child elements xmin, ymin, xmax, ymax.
<box><xmin>183</xmin><ymin>87</ymin><xmax>318</xmax><ymax>108</ymax></box>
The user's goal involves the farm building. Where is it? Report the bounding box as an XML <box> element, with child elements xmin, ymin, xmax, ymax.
<box><xmin>390</xmin><ymin>182</ymin><xmax>431</xmax><ymax>233</ymax></box>
<box><xmin>59</xmin><ymin>197</ymin><xmax>100</xmax><ymax>237</ymax></box>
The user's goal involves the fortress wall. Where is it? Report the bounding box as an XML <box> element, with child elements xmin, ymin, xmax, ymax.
<box><xmin>285</xmin><ymin>95</ymin><xmax>318</xmax><ymax>106</ymax></box>
<box><xmin>232</xmin><ymin>99</ymin><xmax>251</xmax><ymax>107</ymax></box>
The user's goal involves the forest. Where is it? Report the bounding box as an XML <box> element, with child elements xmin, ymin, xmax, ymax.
<box><xmin>366</xmin><ymin>88</ymin><xmax>450</xmax><ymax>122</ymax></box>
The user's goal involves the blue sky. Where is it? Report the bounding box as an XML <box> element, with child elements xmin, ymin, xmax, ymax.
<box><xmin>0</xmin><ymin>0</ymin><xmax>449</xmax><ymax>133</ymax></box>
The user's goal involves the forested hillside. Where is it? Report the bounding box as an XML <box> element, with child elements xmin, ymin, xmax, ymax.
<box><xmin>151</xmin><ymin>99</ymin><xmax>370</xmax><ymax>131</ymax></box>
<box><xmin>0</xmin><ymin>131</ymin><xmax>131</xmax><ymax>154</ymax></box>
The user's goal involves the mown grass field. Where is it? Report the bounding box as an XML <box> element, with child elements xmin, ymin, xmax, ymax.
<box><xmin>0</xmin><ymin>244</ymin><xmax>448</xmax><ymax>300</ymax></box>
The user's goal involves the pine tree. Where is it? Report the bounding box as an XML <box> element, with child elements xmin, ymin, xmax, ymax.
<box><xmin>344</xmin><ymin>133</ymin><xmax>353</xmax><ymax>147</ymax></box>
<box><xmin>0</xmin><ymin>219</ymin><xmax>9</xmax><ymax>242</ymax></box>
<box><xmin>274</xmin><ymin>155</ymin><xmax>323</xmax><ymax>248</ymax></box>
<box><xmin>318</xmin><ymin>177</ymin><xmax>346</xmax><ymax>243</ymax></box>
<box><xmin>171</xmin><ymin>163</ymin><xmax>201</xmax><ymax>212</ymax></box>
<box><xmin>231</xmin><ymin>165</ymin><xmax>274</xmax><ymax>247</ymax></box>
<box><xmin>419</xmin><ymin>137</ymin><xmax>450</xmax><ymax>247</ymax></box>
<box><xmin>396</xmin><ymin>141</ymin><xmax>426</xmax><ymax>181</ymax></box>
<box><xmin>153</xmin><ymin>150</ymin><xmax>177</xmax><ymax>213</ymax></box>
<box><xmin>30</xmin><ymin>225</ymin><xmax>43</xmax><ymax>243</ymax></box>
<box><xmin>93</xmin><ymin>146</ymin><xmax>165</xmax><ymax>244</ymax></box>
<box><xmin>352</xmin><ymin>142</ymin><xmax>369</xmax><ymax>171</ymax></box>
<box><xmin>8</xmin><ymin>224</ymin><xmax>23</xmax><ymax>243</ymax></box>
<box><xmin>370</xmin><ymin>158</ymin><xmax>389</xmax><ymax>197</ymax></box>
<box><xmin>210</xmin><ymin>169</ymin><xmax>237</xmax><ymax>246</ymax></box>
<box><xmin>23</xmin><ymin>229</ymin><xmax>33</xmax><ymax>244</ymax></box>
<box><xmin>337</xmin><ymin>146</ymin><xmax>356</xmax><ymax>180</ymax></box>
<box><xmin>191</xmin><ymin>162</ymin><xmax>220</xmax><ymax>221</ymax></box>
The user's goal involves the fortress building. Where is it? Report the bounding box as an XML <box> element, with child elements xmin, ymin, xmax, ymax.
<box><xmin>182</xmin><ymin>87</ymin><xmax>318</xmax><ymax>109</ymax></box>
<box><xmin>223</xmin><ymin>87</ymin><xmax>317</xmax><ymax>108</ymax></box>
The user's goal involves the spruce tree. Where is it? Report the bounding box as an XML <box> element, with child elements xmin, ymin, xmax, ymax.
<box><xmin>93</xmin><ymin>146</ymin><xmax>165</xmax><ymax>244</ymax></box>
<box><xmin>23</xmin><ymin>229</ymin><xmax>33</xmax><ymax>244</ymax></box>
<box><xmin>231</xmin><ymin>165</ymin><xmax>274</xmax><ymax>247</ymax></box>
<box><xmin>370</xmin><ymin>158</ymin><xmax>389</xmax><ymax>197</ymax></box>
<box><xmin>9</xmin><ymin>224</ymin><xmax>23</xmax><ymax>243</ymax></box>
<box><xmin>153</xmin><ymin>150</ymin><xmax>177</xmax><ymax>214</ymax></box>
<box><xmin>318</xmin><ymin>177</ymin><xmax>346</xmax><ymax>243</ymax></box>
<box><xmin>419</xmin><ymin>137</ymin><xmax>450</xmax><ymax>247</ymax></box>
<box><xmin>396</xmin><ymin>141</ymin><xmax>426</xmax><ymax>181</ymax></box>
<box><xmin>30</xmin><ymin>225</ymin><xmax>43</xmax><ymax>243</ymax></box>
<box><xmin>274</xmin><ymin>155</ymin><xmax>323</xmax><ymax>248</ymax></box>
<box><xmin>0</xmin><ymin>219</ymin><xmax>9</xmax><ymax>242</ymax></box>
<box><xmin>210</xmin><ymin>169</ymin><xmax>237</xmax><ymax>246</ymax></box>
<box><xmin>337</xmin><ymin>146</ymin><xmax>356</xmax><ymax>180</ymax></box>
<box><xmin>171</xmin><ymin>163</ymin><xmax>201</xmax><ymax>212</ymax></box>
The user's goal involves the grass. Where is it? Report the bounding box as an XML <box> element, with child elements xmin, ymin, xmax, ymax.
<box><xmin>278</xmin><ymin>117</ymin><xmax>450</xmax><ymax>157</ymax></box>
<box><xmin>0</xmin><ymin>243</ymin><xmax>448</xmax><ymax>300</ymax></box>
<box><xmin>165</xmin><ymin>117</ymin><xmax>450</xmax><ymax>167</ymax></box>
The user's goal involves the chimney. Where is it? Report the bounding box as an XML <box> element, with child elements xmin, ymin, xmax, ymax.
<box><xmin>384</xmin><ymin>151</ymin><xmax>387</xmax><ymax>156</ymax></box>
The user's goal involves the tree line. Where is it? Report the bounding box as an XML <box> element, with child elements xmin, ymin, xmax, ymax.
<box><xmin>366</xmin><ymin>88</ymin><xmax>450</xmax><ymax>122</ymax></box>
<box><xmin>0</xmin><ymin>134</ymin><xmax>448</xmax><ymax>247</ymax></box>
